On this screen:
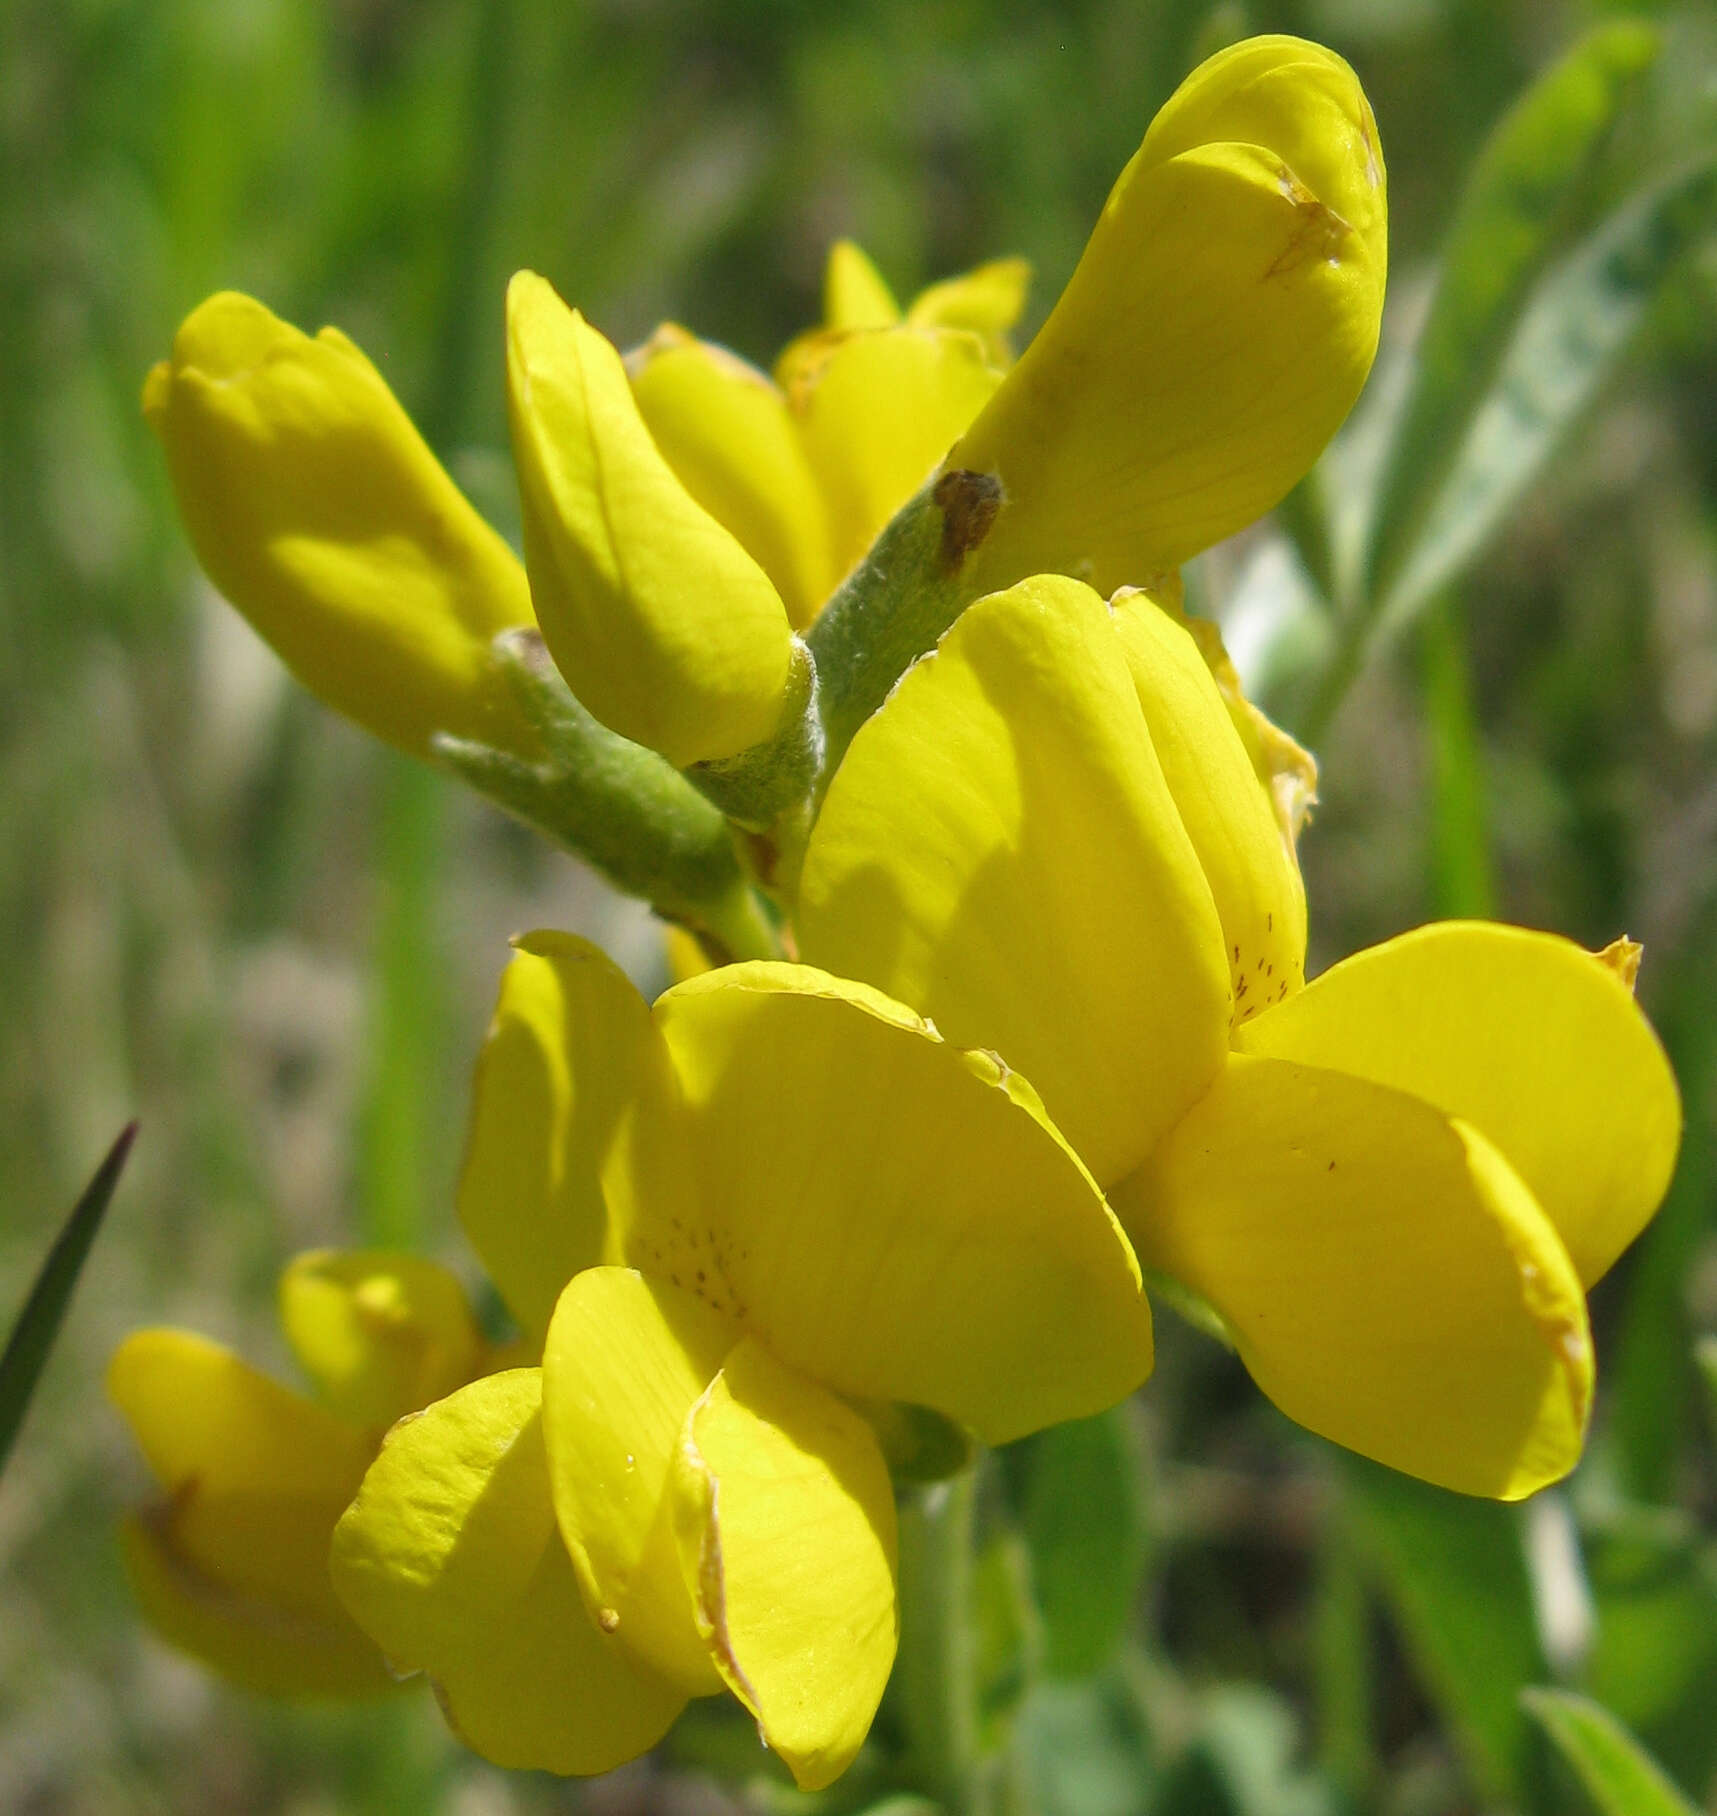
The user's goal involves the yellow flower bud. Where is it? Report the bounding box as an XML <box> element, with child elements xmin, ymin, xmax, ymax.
<box><xmin>949</xmin><ymin>34</ymin><xmax>1387</xmax><ymax>593</ymax></box>
<box><xmin>506</xmin><ymin>272</ymin><xmax>797</xmax><ymax>769</ymax></box>
<box><xmin>143</xmin><ymin>293</ymin><xmax>536</xmax><ymax>761</ymax></box>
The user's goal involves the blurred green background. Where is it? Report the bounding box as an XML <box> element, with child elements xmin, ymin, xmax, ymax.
<box><xmin>3</xmin><ymin>0</ymin><xmax>1716</xmax><ymax>1810</ymax></box>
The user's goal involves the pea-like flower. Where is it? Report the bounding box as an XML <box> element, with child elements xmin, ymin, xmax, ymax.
<box><xmin>328</xmin><ymin>935</ymin><xmax>1153</xmax><ymax>1786</ymax></box>
<box><xmin>107</xmin><ymin>1250</ymin><xmax>491</xmax><ymax>1695</ymax></box>
<box><xmin>795</xmin><ymin>576</ymin><xmax>1681</xmax><ymax>1499</ymax></box>
<box><xmin>142</xmin><ymin>296</ymin><xmax>539</xmax><ymax>763</ymax></box>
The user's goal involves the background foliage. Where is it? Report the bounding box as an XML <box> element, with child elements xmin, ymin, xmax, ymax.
<box><xmin>2</xmin><ymin>0</ymin><xmax>1716</xmax><ymax>1810</ymax></box>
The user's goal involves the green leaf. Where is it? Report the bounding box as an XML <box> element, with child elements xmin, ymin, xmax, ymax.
<box><xmin>1376</xmin><ymin>148</ymin><xmax>1717</xmax><ymax>638</ymax></box>
<box><xmin>1016</xmin><ymin>1675</ymin><xmax>1153</xmax><ymax>1816</ymax></box>
<box><xmin>1015</xmin><ymin>1407</ymin><xmax>1150</xmax><ymax>1679</ymax></box>
<box><xmin>1582</xmin><ymin>1506</ymin><xmax>1717</xmax><ymax>1797</ymax></box>
<box><xmin>1343</xmin><ymin>1456</ymin><xmax>1546</xmax><ymax>1805</ymax></box>
<box><xmin>1363</xmin><ymin>22</ymin><xmax>1661</xmax><ymax>613</ymax></box>
<box><xmin>0</xmin><ymin>1123</ymin><xmax>138</xmax><ymax>1480</ymax></box>
<box><xmin>1523</xmin><ymin>1689</ymin><xmax>1699</xmax><ymax>1816</ymax></box>
<box><xmin>1420</xmin><ymin>592</ymin><xmax>1496</xmax><ymax>920</ymax></box>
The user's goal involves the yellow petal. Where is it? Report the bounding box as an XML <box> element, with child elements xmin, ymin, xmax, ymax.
<box><xmin>824</xmin><ymin>239</ymin><xmax>903</xmax><ymax>330</ymax></box>
<box><xmin>950</xmin><ymin>41</ymin><xmax>1385</xmax><ymax>590</ymax></box>
<box><xmin>108</xmin><ymin>1329</ymin><xmax>373</xmax><ymax>1631</ymax></box>
<box><xmin>278</xmin><ymin>1249</ymin><xmax>484</xmax><ymax>1431</ymax></box>
<box><xmin>457</xmin><ymin>931</ymin><xmax>687</xmax><ymax>1345</ymax></box>
<box><xmin>1109</xmin><ymin>587</ymin><xmax>1307</xmax><ymax>1023</ymax></box>
<box><xmin>628</xmin><ymin>326</ymin><xmax>837</xmax><ymax>626</ymax></box>
<box><xmin>1117</xmin><ymin>1053</ymin><xmax>1591</xmax><ymax>1499</ymax></box>
<box><xmin>799</xmin><ymin>574</ymin><xmax>1231</xmax><ymax>1185</ymax></box>
<box><xmin>906</xmin><ymin>257</ymin><xmax>1033</xmax><ymax>364</ymax></box>
<box><xmin>671</xmin><ymin>1337</ymin><xmax>897</xmax><ymax>1792</ymax></box>
<box><xmin>1172</xmin><ymin>603</ymin><xmax>1320</xmax><ymax>855</ymax></box>
<box><xmin>118</xmin><ymin>1513</ymin><xmax>394</xmax><ymax>1699</ymax></box>
<box><xmin>142</xmin><ymin>292</ymin><xmax>535</xmax><ymax>761</ymax></box>
<box><xmin>331</xmin><ymin>1369</ymin><xmax>685</xmax><ymax>1773</ymax></box>
<box><xmin>1234</xmin><ymin>922</ymin><xmax>1683</xmax><ymax>1286</ymax></box>
<box><xmin>789</xmin><ymin>325</ymin><xmax>1004</xmax><ymax>581</ymax></box>
<box><xmin>646</xmin><ymin>961</ymin><xmax>1155</xmax><ymax>1443</ymax></box>
<box><xmin>506</xmin><ymin>272</ymin><xmax>794</xmax><ymax>766</ymax></box>
<box><xmin>541</xmin><ymin>1267</ymin><xmax>737</xmax><ymax>1694</ymax></box>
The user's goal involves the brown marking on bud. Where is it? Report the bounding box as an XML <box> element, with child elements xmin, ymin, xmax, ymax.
<box><xmin>934</xmin><ymin>468</ymin><xmax>1003</xmax><ymax>571</ymax></box>
<box><xmin>1266</xmin><ymin>171</ymin><xmax>1353</xmax><ymax>278</ymax></box>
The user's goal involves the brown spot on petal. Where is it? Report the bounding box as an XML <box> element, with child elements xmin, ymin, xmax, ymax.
<box><xmin>1266</xmin><ymin>171</ymin><xmax>1354</xmax><ymax>278</ymax></box>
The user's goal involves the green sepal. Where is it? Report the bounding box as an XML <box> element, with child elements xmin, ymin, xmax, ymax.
<box><xmin>435</xmin><ymin>628</ymin><xmax>777</xmax><ymax>961</ymax></box>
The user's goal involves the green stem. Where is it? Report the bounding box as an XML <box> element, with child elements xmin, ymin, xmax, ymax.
<box><xmin>1420</xmin><ymin>590</ymin><xmax>1496</xmax><ymax>919</ymax></box>
<box><xmin>896</xmin><ymin>1472</ymin><xmax>987</xmax><ymax>1816</ymax></box>
<box><xmin>437</xmin><ymin>631</ymin><xmax>779</xmax><ymax>962</ymax></box>
<box><xmin>357</xmin><ymin>754</ymin><xmax>445</xmax><ymax>1250</ymax></box>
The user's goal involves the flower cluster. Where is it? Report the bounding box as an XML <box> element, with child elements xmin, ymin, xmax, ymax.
<box><xmin>114</xmin><ymin>34</ymin><xmax>1679</xmax><ymax>1793</ymax></box>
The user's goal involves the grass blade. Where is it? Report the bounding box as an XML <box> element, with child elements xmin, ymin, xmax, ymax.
<box><xmin>0</xmin><ymin>1121</ymin><xmax>138</xmax><ymax>1479</ymax></box>
<box><xmin>1363</xmin><ymin>24</ymin><xmax>1661</xmax><ymax>613</ymax></box>
<box><xmin>1523</xmin><ymin>1689</ymin><xmax>1699</xmax><ymax>1816</ymax></box>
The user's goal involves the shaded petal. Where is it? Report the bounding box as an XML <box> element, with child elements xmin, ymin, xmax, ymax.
<box><xmin>542</xmin><ymin>1267</ymin><xmax>738</xmax><ymax>1694</ymax></box>
<box><xmin>671</xmin><ymin>1337</ymin><xmax>896</xmax><ymax>1792</ymax></box>
<box><xmin>143</xmin><ymin>293</ymin><xmax>534</xmax><ymax>760</ymax></box>
<box><xmin>108</xmin><ymin>1329</ymin><xmax>372</xmax><ymax>1630</ymax></box>
<box><xmin>506</xmin><ymin>272</ymin><xmax>794</xmax><ymax>766</ymax></box>
<box><xmin>1116</xmin><ymin>1053</ymin><xmax>1591</xmax><ymax>1499</ymax></box>
<box><xmin>118</xmin><ymin>1513</ymin><xmax>393</xmax><ymax>1699</ymax></box>
<box><xmin>907</xmin><ymin>258</ymin><xmax>1033</xmax><ymax>365</ymax></box>
<box><xmin>458</xmin><ymin>931</ymin><xmax>688</xmax><ymax>1345</ymax></box>
<box><xmin>1234</xmin><ymin>922</ymin><xmax>1682</xmax><ymax>1285</ymax></box>
<box><xmin>279</xmin><ymin>1249</ymin><xmax>484</xmax><ymax>1431</ymax></box>
<box><xmin>1109</xmin><ymin>587</ymin><xmax>1307</xmax><ymax>1022</ymax></box>
<box><xmin>799</xmin><ymin>574</ymin><xmax>1230</xmax><ymax>1184</ymax></box>
<box><xmin>628</xmin><ymin>326</ymin><xmax>837</xmax><ymax>626</ymax></box>
<box><xmin>331</xmin><ymin>1369</ymin><xmax>685</xmax><ymax>1774</ymax></box>
<box><xmin>646</xmin><ymin>962</ymin><xmax>1155</xmax><ymax>1444</ymax></box>
<box><xmin>789</xmin><ymin>325</ymin><xmax>1004</xmax><ymax>581</ymax></box>
<box><xmin>823</xmin><ymin>239</ymin><xmax>902</xmax><ymax>330</ymax></box>
<box><xmin>952</xmin><ymin>58</ymin><xmax>1385</xmax><ymax>588</ymax></box>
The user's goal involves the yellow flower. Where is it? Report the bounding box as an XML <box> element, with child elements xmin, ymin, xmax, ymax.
<box><xmin>143</xmin><ymin>294</ymin><xmax>538</xmax><ymax>763</ymax></box>
<box><xmin>329</xmin><ymin>933</ymin><xmax>1152</xmax><ymax>1787</ymax></box>
<box><xmin>107</xmin><ymin>1249</ymin><xmax>490</xmax><ymax>1696</ymax></box>
<box><xmin>795</xmin><ymin>577</ymin><xmax>1681</xmax><ymax>1499</ymax></box>
<box><xmin>947</xmin><ymin>34</ymin><xmax>1387</xmax><ymax>596</ymax></box>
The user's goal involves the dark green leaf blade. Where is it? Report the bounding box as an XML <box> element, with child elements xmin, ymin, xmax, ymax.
<box><xmin>0</xmin><ymin>1121</ymin><xmax>138</xmax><ymax>1479</ymax></box>
<box><xmin>1363</xmin><ymin>22</ymin><xmax>1660</xmax><ymax>613</ymax></box>
<box><xmin>1344</xmin><ymin>1456</ymin><xmax>1546</xmax><ymax>1806</ymax></box>
<box><xmin>1017</xmin><ymin>1407</ymin><xmax>1150</xmax><ymax>1679</ymax></box>
<box><xmin>1523</xmin><ymin>1689</ymin><xmax>1699</xmax><ymax>1816</ymax></box>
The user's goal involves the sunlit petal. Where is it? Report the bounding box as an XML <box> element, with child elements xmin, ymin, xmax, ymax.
<box><xmin>331</xmin><ymin>1369</ymin><xmax>686</xmax><ymax>1773</ymax></box>
<box><xmin>1117</xmin><ymin>1053</ymin><xmax>1591</xmax><ymax>1499</ymax></box>
<box><xmin>800</xmin><ymin>574</ymin><xmax>1230</xmax><ymax>1184</ymax></box>
<box><xmin>506</xmin><ymin>272</ymin><xmax>794</xmax><ymax>765</ymax></box>
<box><xmin>645</xmin><ymin>961</ymin><xmax>1154</xmax><ymax>1443</ymax></box>
<box><xmin>143</xmin><ymin>293</ymin><xmax>534</xmax><ymax>759</ymax></box>
<box><xmin>542</xmin><ymin>1267</ymin><xmax>737</xmax><ymax>1694</ymax></box>
<box><xmin>789</xmin><ymin>325</ymin><xmax>1004</xmax><ymax>580</ymax></box>
<box><xmin>1234</xmin><ymin>922</ymin><xmax>1682</xmax><ymax>1285</ymax></box>
<box><xmin>671</xmin><ymin>1338</ymin><xmax>896</xmax><ymax>1791</ymax></box>
<box><xmin>629</xmin><ymin>326</ymin><xmax>837</xmax><ymax>625</ymax></box>
<box><xmin>458</xmin><ymin>931</ymin><xmax>689</xmax><ymax>1345</ymax></box>
<box><xmin>1109</xmin><ymin>587</ymin><xmax>1306</xmax><ymax>1021</ymax></box>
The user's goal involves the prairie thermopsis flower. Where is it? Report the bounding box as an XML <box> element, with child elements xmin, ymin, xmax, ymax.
<box><xmin>795</xmin><ymin>577</ymin><xmax>1681</xmax><ymax>1499</ymax></box>
<box><xmin>143</xmin><ymin>295</ymin><xmax>539</xmax><ymax>763</ymax></box>
<box><xmin>328</xmin><ymin>934</ymin><xmax>1152</xmax><ymax>1786</ymax></box>
<box><xmin>107</xmin><ymin>1250</ymin><xmax>489</xmax><ymax>1695</ymax></box>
